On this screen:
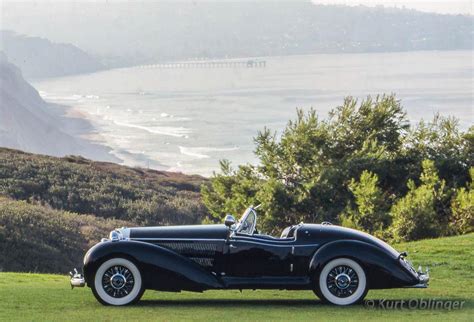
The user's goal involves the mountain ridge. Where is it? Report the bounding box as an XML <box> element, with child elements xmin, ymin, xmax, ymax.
<box><xmin>0</xmin><ymin>30</ymin><xmax>104</xmax><ymax>79</ymax></box>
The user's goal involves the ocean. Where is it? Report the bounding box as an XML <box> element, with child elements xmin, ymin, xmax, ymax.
<box><xmin>34</xmin><ymin>51</ymin><xmax>474</xmax><ymax>176</ymax></box>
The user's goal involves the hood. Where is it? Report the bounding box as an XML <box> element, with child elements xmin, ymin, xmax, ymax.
<box><xmin>126</xmin><ymin>224</ymin><xmax>228</xmax><ymax>240</ymax></box>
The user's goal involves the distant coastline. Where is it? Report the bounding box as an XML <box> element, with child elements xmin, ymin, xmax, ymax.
<box><xmin>43</xmin><ymin>98</ymin><xmax>169</xmax><ymax>172</ymax></box>
<box><xmin>43</xmin><ymin>102</ymin><xmax>121</xmax><ymax>164</ymax></box>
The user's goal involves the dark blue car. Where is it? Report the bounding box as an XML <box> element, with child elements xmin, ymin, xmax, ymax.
<box><xmin>70</xmin><ymin>206</ymin><xmax>429</xmax><ymax>306</ymax></box>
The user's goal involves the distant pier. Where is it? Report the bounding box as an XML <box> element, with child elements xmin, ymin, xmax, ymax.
<box><xmin>138</xmin><ymin>60</ymin><xmax>266</xmax><ymax>69</ymax></box>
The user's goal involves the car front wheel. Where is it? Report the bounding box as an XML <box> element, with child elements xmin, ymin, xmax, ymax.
<box><xmin>91</xmin><ymin>257</ymin><xmax>144</xmax><ymax>306</ymax></box>
<box><xmin>314</xmin><ymin>257</ymin><xmax>368</xmax><ymax>305</ymax></box>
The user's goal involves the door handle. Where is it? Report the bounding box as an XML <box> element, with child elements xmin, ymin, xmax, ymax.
<box><xmin>229</xmin><ymin>244</ymin><xmax>237</xmax><ymax>249</ymax></box>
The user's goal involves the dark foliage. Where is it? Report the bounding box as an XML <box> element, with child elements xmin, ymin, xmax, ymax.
<box><xmin>0</xmin><ymin>196</ymin><xmax>131</xmax><ymax>273</ymax></box>
<box><xmin>202</xmin><ymin>95</ymin><xmax>473</xmax><ymax>240</ymax></box>
<box><xmin>0</xmin><ymin>148</ymin><xmax>208</xmax><ymax>226</ymax></box>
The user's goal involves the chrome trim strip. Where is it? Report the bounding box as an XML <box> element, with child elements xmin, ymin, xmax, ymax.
<box><xmin>130</xmin><ymin>237</ymin><xmax>320</xmax><ymax>247</ymax></box>
<box><xmin>234</xmin><ymin>236</ymin><xmax>296</xmax><ymax>244</ymax></box>
<box><xmin>230</xmin><ymin>239</ymin><xmax>320</xmax><ymax>248</ymax></box>
<box><xmin>131</xmin><ymin>238</ymin><xmax>226</xmax><ymax>242</ymax></box>
<box><xmin>130</xmin><ymin>237</ymin><xmax>319</xmax><ymax>248</ymax></box>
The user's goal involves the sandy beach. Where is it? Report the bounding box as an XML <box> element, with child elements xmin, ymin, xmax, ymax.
<box><xmin>43</xmin><ymin>102</ymin><xmax>122</xmax><ymax>163</ymax></box>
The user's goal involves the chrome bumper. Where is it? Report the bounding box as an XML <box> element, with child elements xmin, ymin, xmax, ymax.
<box><xmin>406</xmin><ymin>267</ymin><xmax>430</xmax><ymax>288</ymax></box>
<box><xmin>70</xmin><ymin>268</ymin><xmax>85</xmax><ymax>289</ymax></box>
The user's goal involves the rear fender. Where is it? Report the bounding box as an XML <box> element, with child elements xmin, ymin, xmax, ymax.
<box><xmin>83</xmin><ymin>240</ymin><xmax>223</xmax><ymax>291</ymax></box>
<box><xmin>309</xmin><ymin>240</ymin><xmax>419</xmax><ymax>288</ymax></box>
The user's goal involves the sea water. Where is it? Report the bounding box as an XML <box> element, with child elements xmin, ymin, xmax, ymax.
<box><xmin>34</xmin><ymin>51</ymin><xmax>474</xmax><ymax>176</ymax></box>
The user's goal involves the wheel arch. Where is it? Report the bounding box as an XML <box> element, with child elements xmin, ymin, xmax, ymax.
<box><xmin>309</xmin><ymin>240</ymin><xmax>418</xmax><ymax>289</ymax></box>
<box><xmin>83</xmin><ymin>240</ymin><xmax>223</xmax><ymax>291</ymax></box>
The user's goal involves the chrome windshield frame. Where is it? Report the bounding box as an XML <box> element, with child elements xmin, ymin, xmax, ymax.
<box><xmin>235</xmin><ymin>207</ymin><xmax>257</xmax><ymax>236</ymax></box>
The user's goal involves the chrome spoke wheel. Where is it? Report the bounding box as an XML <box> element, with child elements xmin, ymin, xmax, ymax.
<box><xmin>93</xmin><ymin>258</ymin><xmax>143</xmax><ymax>306</ymax></box>
<box><xmin>326</xmin><ymin>265</ymin><xmax>359</xmax><ymax>298</ymax></box>
<box><xmin>317</xmin><ymin>258</ymin><xmax>367</xmax><ymax>305</ymax></box>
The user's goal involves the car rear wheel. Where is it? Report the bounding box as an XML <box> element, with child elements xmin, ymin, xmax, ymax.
<box><xmin>91</xmin><ymin>258</ymin><xmax>144</xmax><ymax>306</ymax></box>
<box><xmin>314</xmin><ymin>257</ymin><xmax>368</xmax><ymax>306</ymax></box>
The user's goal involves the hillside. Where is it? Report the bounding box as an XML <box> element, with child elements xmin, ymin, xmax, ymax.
<box><xmin>0</xmin><ymin>234</ymin><xmax>472</xmax><ymax>321</ymax></box>
<box><xmin>0</xmin><ymin>147</ymin><xmax>208</xmax><ymax>273</ymax></box>
<box><xmin>0</xmin><ymin>147</ymin><xmax>207</xmax><ymax>227</ymax></box>
<box><xmin>0</xmin><ymin>30</ymin><xmax>104</xmax><ymax>79</ymax></box>
<box><xmin>0</xmin><ymin>196</ymin><xmax>131</xmax><ymax>273</ymax></box>
<box><xmin>0</xmin><ymin>54</ymin><xmax>114</xmax><ymax>160</ymax></box>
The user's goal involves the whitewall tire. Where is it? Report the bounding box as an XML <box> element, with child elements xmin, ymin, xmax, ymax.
<box><xmin>92</xmin><ymin>258</ymin><xmax>144</xmax><ymax>306</ymax></box>
<box><xmin>316</xmin><ymin>258</ymin><xmax>368</xmax><ymax>305</ymax></box>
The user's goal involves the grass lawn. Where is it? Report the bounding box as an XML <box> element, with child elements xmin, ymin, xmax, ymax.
<box><xmin>0</xmin><ymin>234</ymin><xmax>472</xmax><ymax>321</ymax></box>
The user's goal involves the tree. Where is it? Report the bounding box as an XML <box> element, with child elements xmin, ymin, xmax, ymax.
<box><xmin>201</xmin><ymin>160</ymin><xmax>260</xmax><ymax>223</ymax></box>
<box><xmin>341</xmin><ymin>170</ymin><xmax>390</xmax><ymax>235</ymax></box>
<box><xmin>391</xmin><ymin>160</ymin><xmax>446</xmax><ymax>241</ymax></box>
<box><xmin>202</xmin><ymin>95</ymin><xmax>411</xmax><ymax>234</ymax></box>
<box><xmin>201</xmin><ymin>95</ymin><xmax>472</xmax><ymax>239</ymax></box>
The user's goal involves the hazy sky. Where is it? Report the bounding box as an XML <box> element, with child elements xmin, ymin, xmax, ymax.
<box><xmin>1</xmin><ymin>0</ymin><xmax>472</xmax><ymax>15</ymax></box>
<box><xmin>1</xmin><ymin>0</ymin><xmax>472</xmax><ymax>59</ymax></box>
<box><xmin>312</xmin><ymin>0</ymin><xmax>473</xmax><ymax>15</ymax></box>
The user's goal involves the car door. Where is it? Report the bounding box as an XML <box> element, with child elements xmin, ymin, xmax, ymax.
<box><xmin>224</xmin><ymin>235</ymin><xmax>294</xmax><ymax>277</ymax></box>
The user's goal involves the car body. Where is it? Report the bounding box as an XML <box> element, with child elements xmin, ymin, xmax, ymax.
<box><xmin>70</xmin><ymin>206</ymin><xmax>429</xmax><ymax>306</ymax></box>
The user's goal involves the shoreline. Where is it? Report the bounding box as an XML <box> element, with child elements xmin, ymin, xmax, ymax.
<box><xmin>44</xmin><ymin>102</ymin><xmax>122</xmax><ymax>164</ymax></box>
<box><xmin>44</xmin><ymin>101</ymin><xmax>171</xmax><ymax>172</ymax></box>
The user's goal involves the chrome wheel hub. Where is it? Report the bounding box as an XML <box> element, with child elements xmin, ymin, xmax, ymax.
<box><xmin>326</xmin><ymin>265</ymin><xmax>359</xmax><ymax>298</ymax></box>
<box><xmin>335</xmin><ymin>273</ymin><xmax>351</xmax><ymax>289</ymax></box>
<box><xmin>110</xmin><ymin>273</ymin><xmax>126</xmax><ymax>289</ymax></box>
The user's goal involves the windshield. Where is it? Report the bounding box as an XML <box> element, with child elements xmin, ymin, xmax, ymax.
<box><xmin>237</xmin><ymin>207</ymin><xmax>257</xmax><ymax>235</ymax></box>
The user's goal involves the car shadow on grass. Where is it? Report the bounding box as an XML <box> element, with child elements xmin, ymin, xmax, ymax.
<box><xmin>136</xmin><ymin>299</ymin><xmax>328</xmax><ymax>308</ymax></box>
<box><xmin>135</xmin><ymin>298</ymin><xmax>471</xmax><ymax>309</ymax></box>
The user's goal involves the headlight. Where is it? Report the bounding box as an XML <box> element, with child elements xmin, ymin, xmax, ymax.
<box><xmin>109</xmin><ymin>230</ymin><xmax>122</xmax><ymax>241</ymax></box>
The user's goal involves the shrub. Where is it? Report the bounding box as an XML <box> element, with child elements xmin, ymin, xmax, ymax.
<box><xmin>341</xmin><ymin>170</ymin><xmax>390</xmax><ymax>235</ymax></box>
<box><xmin>391</xmin><ymin>160</ymin><xmax>446</xmax><ymax>241</ymax></box>
<box><xmin>0</xmin><ymin>196</ymin><xmax>130</xmax><ymax>273</ymax></box>
<box><xmin>450</xmin><ymin>168</ymin><xmax>474</xmax><ymax>234</ymax></box>
<box><xmin>0</xmin><ymin>148</ymin><xmax>207</xmax><ymax>226</ymax></box>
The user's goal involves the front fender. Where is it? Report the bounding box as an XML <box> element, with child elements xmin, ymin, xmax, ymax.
<box><xmin>83</xmin><ymin>240</ymin><xmax>223</xmax><ymax>291</ymax></box>
<box><xmin>309</xmin><ymin>240</ymin><xmax>419</xmax><ymax>289</ymax></box>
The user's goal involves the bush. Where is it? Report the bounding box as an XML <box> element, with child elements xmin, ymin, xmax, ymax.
<box><xmin>0</xmin><ymin>148</ymin><xmax>208</xmax><ymax>226</ymax></box>
<box><xmin>450</xmin><ymin>168</ymin><xmax>474</xmax><ymax>234</ymax></box>
<box><xmin>391</xmin><ymin>160</ymin><xmax>446</xmax><ymax>241</ymax></box>
<box><xmin>341</xmin><ymin>170</ymin><xmax>390</xmax><ymax>235</ymax></box>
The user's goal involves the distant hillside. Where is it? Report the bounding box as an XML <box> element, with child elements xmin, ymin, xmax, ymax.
<box><xmin>0</xmin><ymin>53</ymin><xmax>114</xmax><ymax>160</ymax></box>
<box><xmin>0</xmin><ymin>30</ymin><xmax>104</xmax><ymax>79</ymax></box>
<box><xmin>0</xmin><ymin>147</ymin><xmax>207</xmax><ymax>226</ymax></box>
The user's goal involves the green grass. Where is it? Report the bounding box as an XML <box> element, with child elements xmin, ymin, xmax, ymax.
<box><xmin>0</xmin><ymin>234</ymin><xmax>472</xmax><ymax>321</ymax></box>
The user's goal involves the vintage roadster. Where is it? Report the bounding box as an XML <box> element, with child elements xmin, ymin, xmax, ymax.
<box><xmin>70</xmin><ymin>206</ymin><xmax>429</xmax><ymax>306</ymax></box>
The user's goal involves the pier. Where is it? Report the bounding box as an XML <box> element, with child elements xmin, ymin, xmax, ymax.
<box><xmin>138</xmin><ymin>60</ymin><xmax>266</xmax><ymax>69</ymax></box>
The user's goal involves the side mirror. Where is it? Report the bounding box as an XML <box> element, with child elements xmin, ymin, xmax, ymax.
<box><xmin>224</xmin><ymin>214</ymin><xmax>236</xmax><ymax>228</ymax></box>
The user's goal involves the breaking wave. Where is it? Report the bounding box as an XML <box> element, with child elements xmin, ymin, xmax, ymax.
<box><xmin>113</xmin><ymin>120</ymin><xmax>191</xmax><ymax>138</ymax></box>
<box><xmin>179</xmin><ymin>146</ymin><xmax>239</xmax><ymax>159</ymax></box>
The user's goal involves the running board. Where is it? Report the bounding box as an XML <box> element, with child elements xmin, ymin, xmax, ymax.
<box><xmin>221</xmin><ymin>276</ymin><xmax>311</xmax><ymax>289</ymax></box>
